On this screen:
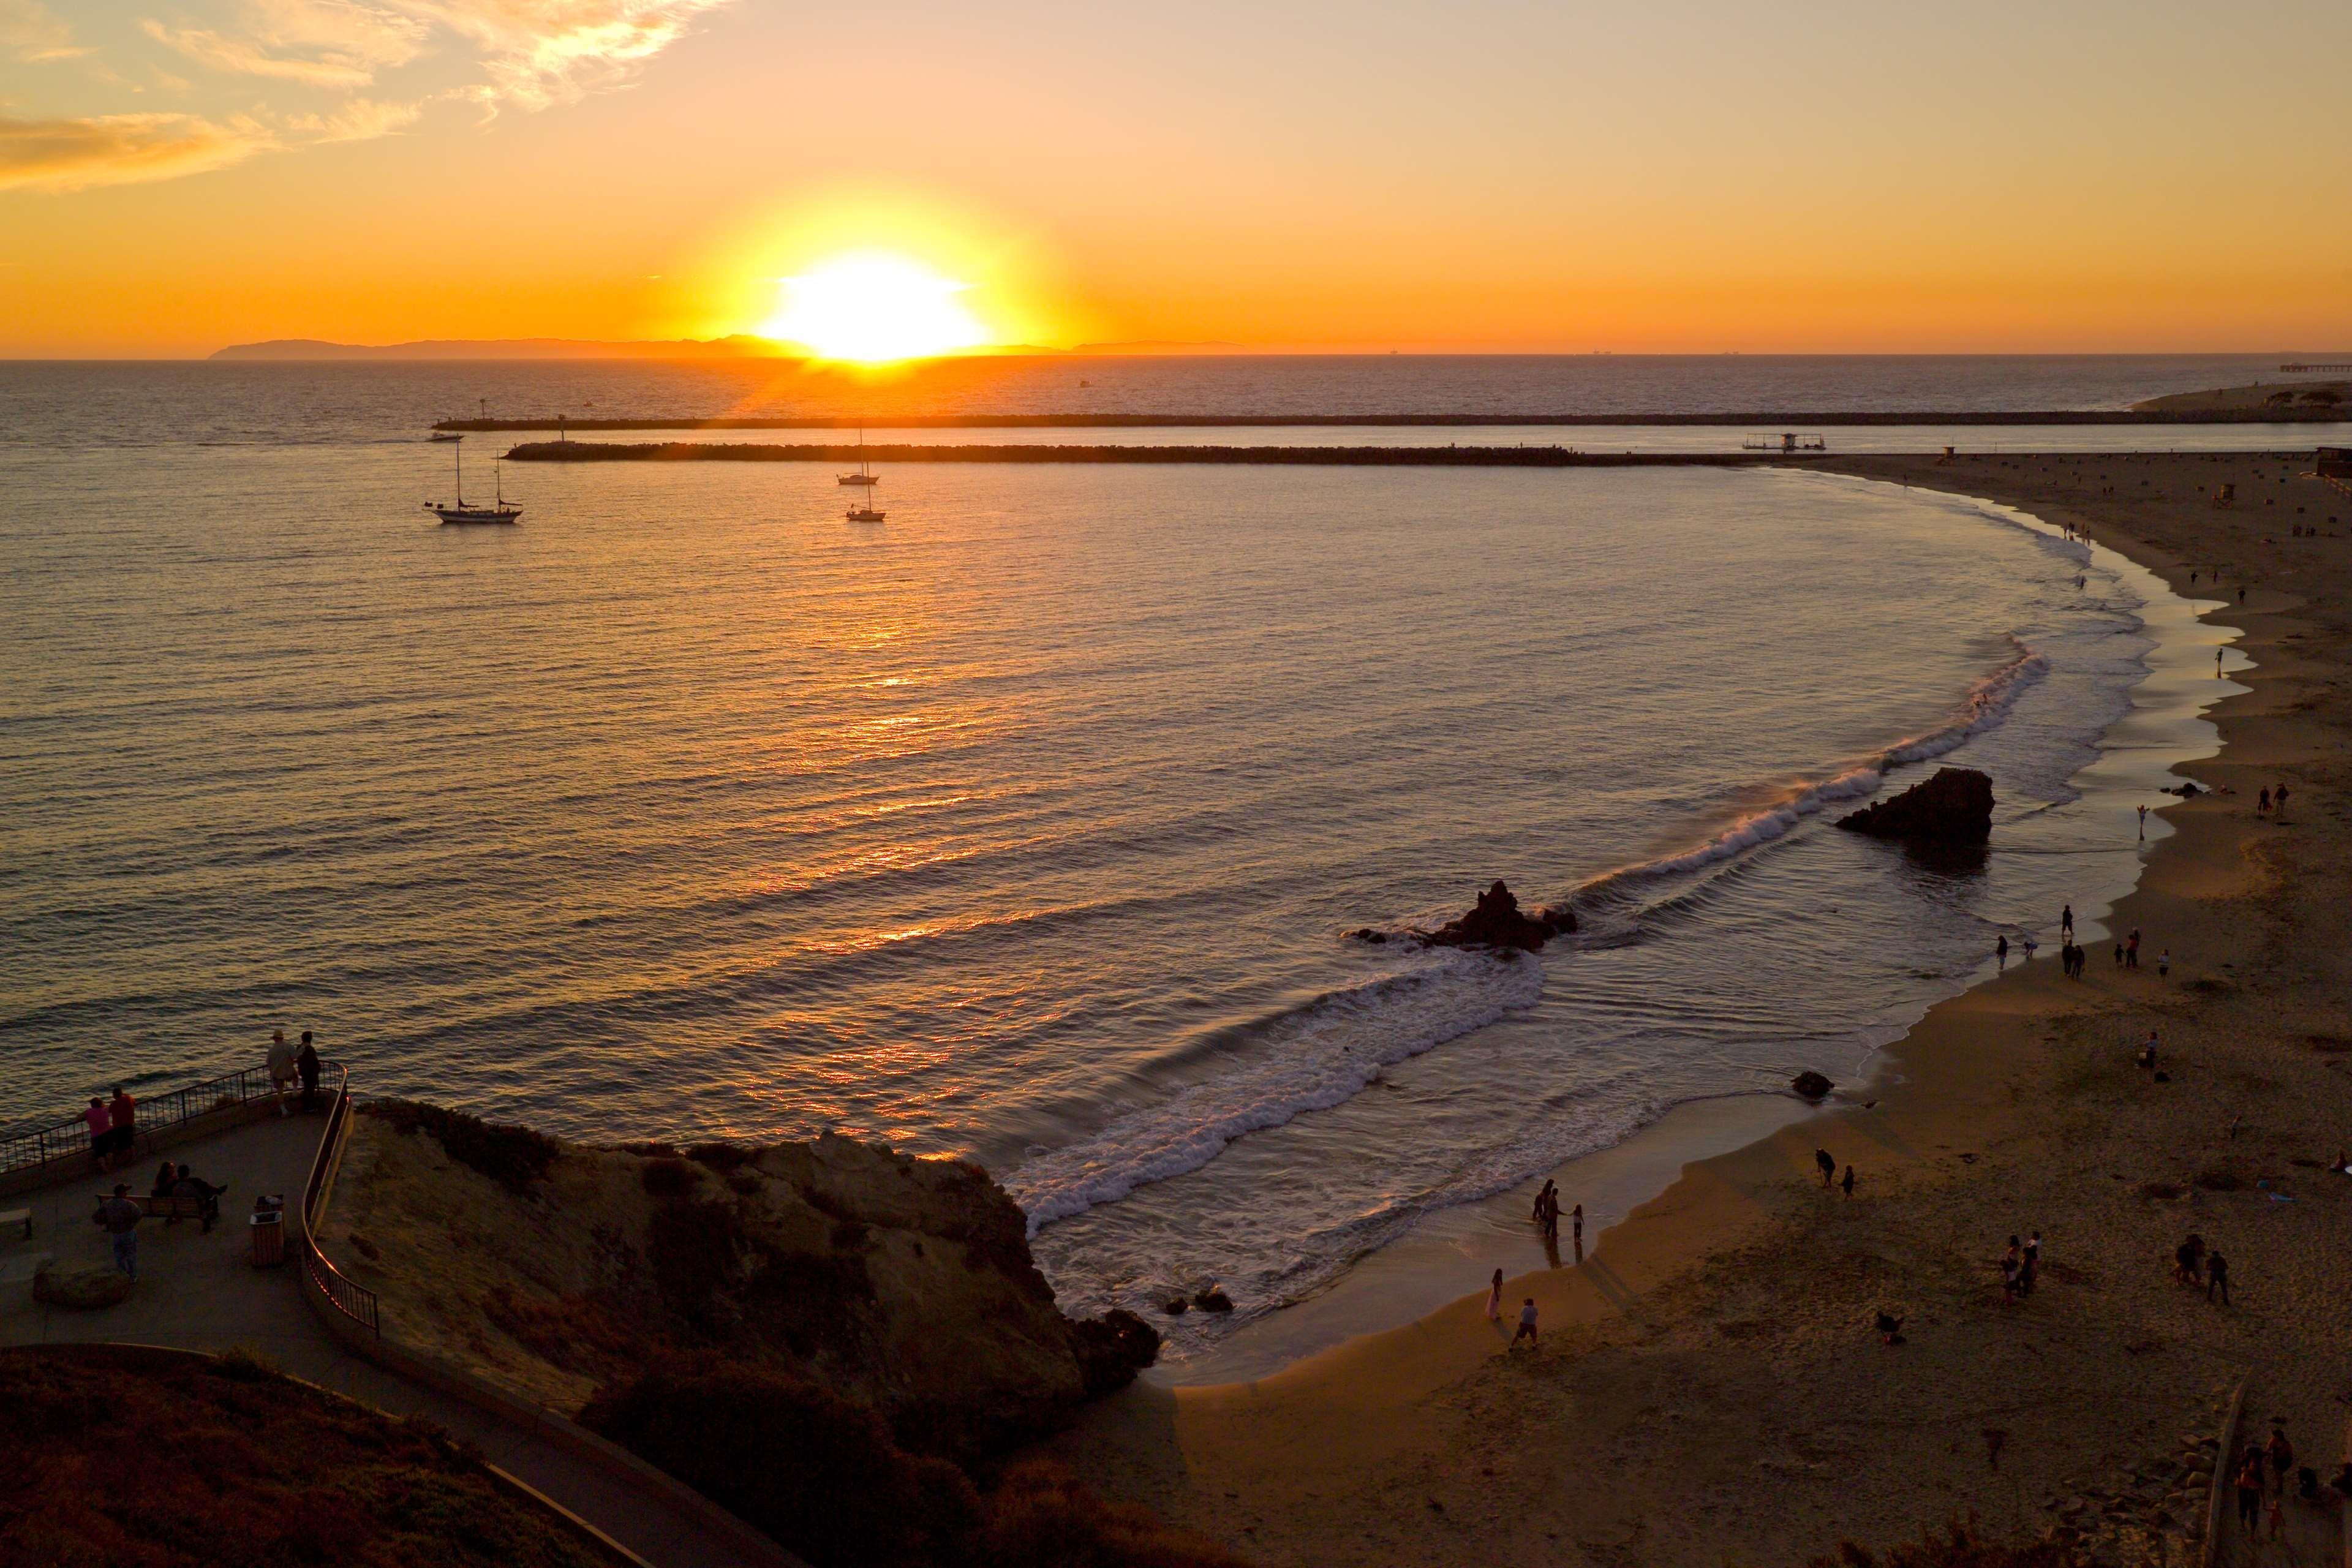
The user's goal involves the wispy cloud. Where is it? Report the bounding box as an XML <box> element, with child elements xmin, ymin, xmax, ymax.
<box><xmin>0</xmin><ymin>111</ymin><xmax>269</xmax><ymax>192</ymax></box>
<box><xmin>1</xmin><ymin>0</ymin><xmax>88</xmax><ymax>61</ymax></box>
<box><xmin>14</xmin><ymin>0</ymin><xmax>728</xmax><ymax>195</ymax></box>
<box><xmin>143</xmin><ymin>21</ymin><xmax>380</xmax><ymax>85</ymax></box>
<box><xmin>282</xmin><ymin>93</ymin><xmax>423</xmax><ymax>141</ymax></box>
<box><xmin>391</xmin><ymin>0</ymin><xmax>732</xmax><ymax>110</ymax></box>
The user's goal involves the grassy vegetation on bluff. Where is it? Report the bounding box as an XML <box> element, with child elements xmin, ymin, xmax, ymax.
<box><xmin>0</xmin><ymin>1346</ymin><xmax>604</xmax><ymax>1568</ymax></box>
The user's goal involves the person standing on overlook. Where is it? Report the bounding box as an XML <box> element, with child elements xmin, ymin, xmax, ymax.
<box><xmin>266</xmin><ymin>1030</ymin><xmax>296</xmax><ymax>1115</ymax></box>
<box><xmin>296</xmin><ymin>1031</ymin><xmax>321</xmax><ymax>1111</ymax></box>
<box><xmin>105</xmin><ymin>1085</ymin><xmax>136</xmax><ymax>1172</ymax></box>
<box><xmin>92</xmin><ymin>1183</ymin><xmax>141</xmax><ymax>1277</ymax></box>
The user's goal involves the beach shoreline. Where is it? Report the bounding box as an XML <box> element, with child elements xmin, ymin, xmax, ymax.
<box><xmin>1049</xmin><ymin>448</ymin><xmax>2352</xmax><ymax>1566</ymax></box>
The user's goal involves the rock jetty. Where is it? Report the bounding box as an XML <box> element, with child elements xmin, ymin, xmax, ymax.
<box><xmin>1835</xmin><ymin>767</ymin><xmax>1995</xmax><ymax>845</ymax></box>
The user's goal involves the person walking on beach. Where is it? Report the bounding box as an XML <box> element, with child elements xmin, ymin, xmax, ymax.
<box><xmin>85</xmin><ymin>1098</ymin><xmax>111</xmax><ymax>1173</ymax></box>
<box><xmin>2258</xmin><ymin>786</ymin><xmax>2271</xmax><ymax>817</ymax></box>
<box><xmin>1996</xmin><ymin>934</ymin><xmax>2008</xmax><ymax>968</ymax></box>
<box><xmin>105</xmin><ymin>1085</ymin><xmax>136</xmax><ymax>1172</ymax></box>
<box><xmin>266</xmin><ymin>1030</ymin><xmax>296</xmax><ymax>1115</ymax></box>
<box><xmin>1485</xmin><ymin>1267</ymin><xmax>1504</xmax><ymax>1322</ymax></box>
<box><xmin>2157</xmin><ymin>949</ymin><xmax>2170</xmax><ymax>981</ymax></box>
<box><xmin>2138</xmin><ymin>1031</ymin><xmax>2158</xmax><ymax>1072</ymax></box>
<box><xmin>2274</xmin><ymin>783</ymin><xmax>2289</xmax><ymax>821</ymax></box>
<box><xmin>1511</xmin><ymin>1298</ymin><xmax>1539</xmax><ymax>1348</ymax></box>
<box><xmin>2236</xmin><ymin>1446</ymin><xmax>2267</xmax><ymax>1531</ymax></box>
<box><xmin>2021</xmin><ymin>933</ymin><xmax>2038</xmax><ymax>963</ymax></box>
<box><xmin>2217</xmin><ymin>647</ymin><xmax>2225</xmax><ymax>678</ymax></box>
<box><xmin>1569</xmin><ymin>1202</ymin><xmax>1584</xmax><ymax>1262</ymax></box>
<box><xmin>296</xmin><ymin>1031</ymin><xmax>320</xmax><ymax>1110</ymax></box>
<box><xmin>2267</xmin><ymin>1422</ymin><xmax>2295</xmax><ymax>1499</ymax></box>
<box><xmin>2000</xmin><ymin>1243</ymin><xmax>2022</xmax><ymax>1302</ymax></box>
<box><xmin>93</xmin><ymin>1183</ymin><xmax>141</xmax><ymax>1278</ymax></box>
<box><xmin>2207</xmin><ymin>1249</ymin><xmax>2231</xmax><ymax>1305</ymax></box>
<box><xmin>2061</xmin><ymin>905</ymin><xmax>2074</xmax><ymax>943</ymax></box>
<box><xmin>1815</xmin><ymin>1148</ymin><xmax>1837</xmax><ymax>1188</ymax></box>
<box><xmin>1532</xmin><ymin>1179</ymin><xmax>1555</xmax><ymax>1229</ymax></box>
<box><xmin>1840</xmin><ymin>1164</ymin><xmax>1856</xmax><ymax>1199</ymax></box>
<box><xmin>2125</xmin><ymin>930</ymin><xmax>2141</xmax><ymax>969</ymax></box>
<box><xmin>2174</xmin><ymin>1235</ymin><xmax>2204</xmax><ymax>1286</ymax></box>
<box><xmin>2138</xmin><ymin>804</ymin><xmax>2149</xmax><ymax>839</ymax></box>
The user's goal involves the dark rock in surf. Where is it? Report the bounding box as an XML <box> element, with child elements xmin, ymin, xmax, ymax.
<box><xmin>1834</xmin><ymin>767</ymin><xmax>1995</xmax><ymax>845</ymax></box>
<box><xmin>1162</xmin><ymin>1297</ymin><xmax>1189</xmax><ymax>1316</ymax></box>
<box><xmin>1420</xmin><ymin>881</ymin><xmax>1576</xmax><ymax>952</ymax></box>
<box><xmin>1068</xmin><ymin>1308</ymin><xmax>1161</xmax><ymax>1396</ymax></box>
<box><xmin>1791</xmin><ymin>1071</ymin><xmax>1834</xmax><ymax>1102</ymax></box>
<box><xmin>1347</xmin><ymin>928</ymin><xmax>1390</xmax><ymax>945</ymax></box>
<box><xmin>1191</xmin><ymin>1287</ymin><xmax>1234</xmax><ymax>1313</ymax></box>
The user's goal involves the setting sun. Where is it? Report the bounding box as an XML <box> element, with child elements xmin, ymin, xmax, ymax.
<box><xmin>756</xmin><ymin>253</ymin><xmax>992</xmax><ymax>362</ymax></box>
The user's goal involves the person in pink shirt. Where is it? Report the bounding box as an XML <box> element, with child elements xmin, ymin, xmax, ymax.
<box><xmin>84</xmin><ymin>1098</ymin><xmax>111</xmax><ymax>1172</ymax></box>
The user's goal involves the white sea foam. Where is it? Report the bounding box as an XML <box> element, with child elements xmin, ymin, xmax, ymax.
<box><xmin>1577</xmin><ymin>641</ymin><xmax>2049</xmax><ymax>899</ymax></box>
<box><xmin>1007</xmin><ymin>949</ymin><xmax>1545</xmax><ymax>1234</ymax></box>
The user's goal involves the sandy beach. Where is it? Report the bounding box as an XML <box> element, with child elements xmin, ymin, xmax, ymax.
<box><xmin>1053</xmin><ymin>448</ymin><xmax>2352</xmax><ymax>1566</ymax></box>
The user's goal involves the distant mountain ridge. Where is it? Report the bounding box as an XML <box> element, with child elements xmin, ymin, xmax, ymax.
<box><xmin>210</xmin><ymin>336</ymin><xmax>797</xmax><ymax>361</ymax></box>
<box><xmin>210</xmin><ymin>337</ymin><xmax>1246</xmax><ymax>361</ymax></box>
<box><xmin>209</xmin><ymin>337</ymin><xmax>1127</xmax><ymax>362</ymax></box>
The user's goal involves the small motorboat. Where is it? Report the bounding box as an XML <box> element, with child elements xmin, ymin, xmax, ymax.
<box><xmin>424</xmin><ymin>437</ymin><xmax>521</xmax><ymax>525</ymax></box>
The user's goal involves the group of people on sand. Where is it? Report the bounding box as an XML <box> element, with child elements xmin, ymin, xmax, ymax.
<box><xmin>1813</xmin><ymin>1147</ymin><xmax>1855</xmax><ymax>1197</ymax></box>
<box><xmin>1998</xmin><ymin>1231</ymin><xmax>2043</xmax><ymax>1300</ymax></box>
<box><xmin>2257</xmin><ymin>782</ymin><xmax>2291</xmax><ymax>821</ymax></box>
<box><xmin>2171</xmin><ymin>1233</ymin><xmax>2231</xmax><ymax>1305</ymax></box>
<box><xmin>2232</xmin><ymin>1418</ymin><xmax>2312</xmax><ymax>1536</ymax></box>
<box><xmin>1529</xmin><ymin>1179</ymin><xmax>1583</xmax><ymax>1259</ymax></box>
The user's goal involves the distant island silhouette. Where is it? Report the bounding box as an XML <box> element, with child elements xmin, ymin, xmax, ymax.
<box><xmin>206</xmin><ymin>337</ymin><xmax>1243</xmax><ymax>361</ymax></box>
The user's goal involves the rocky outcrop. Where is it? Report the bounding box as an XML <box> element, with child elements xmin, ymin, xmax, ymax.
<box><xmin>1792</xmin><ymin>1071</ymin><xmax>1834</xmax><ymax>1102</ymax></box>
<box><xmin>1416</xmin><ymin>881</ymin><xmax>1577</xmax><ymax>952</ymax></box>
<box><xmin>326</xmin><ymin>1109</ymin><xmax>1156</xmax><ymax>1457</ymax></box>
<box><xmin>1835</xmin><ymin>767</ymin><xmax>1995</xmax><ymax>844</ymax></box>
<box><xmin>33</xmin><ymin>1262</ymin><xmax>132</xmax><ymax>1309</ymax></box>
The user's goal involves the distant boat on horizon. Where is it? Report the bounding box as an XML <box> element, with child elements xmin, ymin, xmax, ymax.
<box><xmin>424</xmin><ymin>436</ymin><xmax>522</xmax><ymax>525</ymax></box>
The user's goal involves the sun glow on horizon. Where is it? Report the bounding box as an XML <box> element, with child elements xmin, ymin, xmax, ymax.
<box><xmin>755</xmin><ymin>252</ymin><xmax>993</xmax><ymax>362</ymax></box>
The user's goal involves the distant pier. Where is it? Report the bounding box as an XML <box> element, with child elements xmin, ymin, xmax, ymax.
<box><xmin>502</xmin><ymin>441</ymin><xmax>1808</xmax><ymax>467</ymax></box>
<box><xmin>448</xmin><ymin>407</ymin><xmax>2352</xmax><ymax>433</ymax></box>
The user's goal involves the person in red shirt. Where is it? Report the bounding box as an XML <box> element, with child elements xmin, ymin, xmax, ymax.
<box><xmin>106</xmin><ymin>1085</ymin><xmax>137</xmax><ymax>1172</ymax></box>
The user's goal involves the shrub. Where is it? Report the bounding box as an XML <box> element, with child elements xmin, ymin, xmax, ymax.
<box><xmin>976</xmin><ymin>1460</ymin><xmax>1250</xmax><ymax>1568</ymax></box>
<box><xmin>641</xmin><ymin>1157</ymin><xmax>699</xmax><ymax>1198</ymax></box>
<box><xmin>366</xmin><ymin>1100</ymin><xmax>559</xmax><ymax>1193</ymax></box>
<box><xmin>581</xmin><ymin>1355</ymin><xmax>981</xmax><ymax>1568</ymax></box>
<box><xmin>1803</xmin><ymin>1518</ymin><xmax>2089</xmax><ymax>1566</ymax></box>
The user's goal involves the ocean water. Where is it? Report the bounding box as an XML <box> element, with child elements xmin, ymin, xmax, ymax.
<box><xmin>2</xmin><ymin>361</ymin><xmax>2179</xmax><ymax>1360</ymax></box>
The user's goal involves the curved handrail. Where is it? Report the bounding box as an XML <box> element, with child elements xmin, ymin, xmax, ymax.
<box><xmin>295</xmin><ymin>1062</ymin><xmax>379</xmax><ymax>1336</ymax></box>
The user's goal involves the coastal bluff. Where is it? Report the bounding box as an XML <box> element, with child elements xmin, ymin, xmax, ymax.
<box><xmin>323</xmin><ymin>1103</ymin><xmax>1155</xmax><ymax>1455</ymax></box>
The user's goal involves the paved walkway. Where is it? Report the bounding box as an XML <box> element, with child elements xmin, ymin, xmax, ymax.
<box><xmin>1</xmin><ymin>1114</ymin><xmax>782</xmax><ymax>1568</ymax></box>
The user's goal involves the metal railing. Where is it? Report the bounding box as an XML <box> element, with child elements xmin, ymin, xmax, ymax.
<box><xmin>298</xmin><ymin>1063</ymin><xmax>380</xmax><ymax>1336</ymax></box>
<box><xmin>1</xmin><ymin>1063</ymin><xmax>289</xmax><ymax>1177</ymax></box>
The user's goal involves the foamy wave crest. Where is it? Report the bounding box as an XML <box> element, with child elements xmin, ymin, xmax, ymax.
<box><xmin>1580</xmin><ymin>641</ymin><xmax>2048</xmax><ymax>897</ymax></box>
<box><xmin>1008</xmin><ymin>951</ymin><xmax>1545</xmax><ymax>1234</ymax></box>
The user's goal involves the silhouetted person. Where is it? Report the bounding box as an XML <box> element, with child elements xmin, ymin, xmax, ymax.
<box><xmin>296</xmin><ymin>1031</ymin><xmax>320</xmax><ymax>1110</ymax></box>
<box><xmin>1511</xmin><ymin>1298</ymin><xmax>1538</xmax><ymax>1347</ymax></box>
<box><xmin>2207</xmin><ymin>1250</ymin><xmax>2230</xmax><ymax>1305</ymax></box>
<box><xmin>1840</xmin><ymin>1164</ymin><xmax>1855</xmax><ymax>1198</ymax></box>
<box><xmin>1815</xmin><ymin>1148</ymin><xmax>1836</xmax><ymax>1186</ymax></box>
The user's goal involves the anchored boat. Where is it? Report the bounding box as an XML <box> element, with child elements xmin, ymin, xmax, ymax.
<box><xmin>424</xmin><ymin>437</ymin><xmax>522</xmax><ymax>525</ymax></box>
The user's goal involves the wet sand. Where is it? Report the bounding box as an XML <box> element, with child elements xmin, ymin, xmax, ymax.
<box><xmin>1050</xmin><ymin>448</ymin><xmax>2352</xmax><ymax>1566</ymax></box>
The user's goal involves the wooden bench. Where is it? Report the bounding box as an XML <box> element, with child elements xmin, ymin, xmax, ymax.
<box><xmin>132</xmin><ymin>1194</ymin><xmax>216</xmax><ymax>1224</ymax></box>
<box><xmin>1</xmin><ymin>1207</ymin><xmax>28</xmax><ymax>1240</ymax></box>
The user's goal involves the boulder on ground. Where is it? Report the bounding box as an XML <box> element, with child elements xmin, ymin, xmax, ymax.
<box><xmin>1792</xmin><ymin>1071</ymin><xmax>1834</xmax><ymax>1102</ymax></box>
<box><xmin>1420</xmin><ymin>882</ymin><xmax>1577</xmax><ymax>952</ymax></box>
<box><xmin>1835</xmin><ymin>767</ymin><xmax>1995</xmax><ymax>844</ymax></box>
<box><xmin>1067</xmin><ymin>1308</ymin><xmax>1160</xmax><ymax>1396</ymax></box>
<box><xmin>34</xmin><ymin>1262</ymin><xmax>131</xmax><ymax>1310</ymax></box>
<box><xmin>1191</xmin><ymin>1286</ymin><xmax>1234</xmax><ymax>1313</ymax></box>
<box><xmin>1161</xmin><ymin>1297</ymin><xmax>1189</xmax><ymax>1316</ymax></box>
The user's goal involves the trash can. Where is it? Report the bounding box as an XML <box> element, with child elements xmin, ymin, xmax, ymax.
<box><xmin>249</xmin><ymin>1207</ymin><xmax>285</xmax><ymax>1268</ymax></box>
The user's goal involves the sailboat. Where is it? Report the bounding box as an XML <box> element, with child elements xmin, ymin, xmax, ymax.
<box><xmin>837</xmin><ymin>427</ymin><xmax>881</xmax><ymax>486</ymax></box>
<box><xmin>840</xmin><ymin>426</ymin><xmax>884</xmax><ymax>521</ymax></box>
<box><xmin>424</xmin><ymin>437</ymin><xmax>522</xmax><ymax>525</ymax></box>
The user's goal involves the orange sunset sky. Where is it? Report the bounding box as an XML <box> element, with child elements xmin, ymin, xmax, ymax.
<box><xmin>3</xmin><ymin>0</ymin><xmax>2351</xmax><ymax>358</ymax></box>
